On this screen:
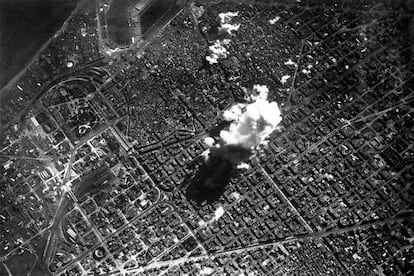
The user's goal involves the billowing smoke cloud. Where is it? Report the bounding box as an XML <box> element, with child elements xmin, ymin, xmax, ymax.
<box><xmin>220</xmin><ymin>85</ymin><xmax>282</xmax><ymax>149</ymax></box>
<box><xmin>218</xmin><ymin>11</ymin><xmax>239</xmax><ymax>24</ymax></box>
<box><xmin>203</xmin><ymin>85</ymin><xmax>282</xmax><ymax>167</ymax></box>
<box><xmin>186</xmin><ymin>86</ymin><xmax>281</xmax><ymax>202</ymax></box>
<box><xmin>219</xmin><ymin>23</ymin><xmax>240</xmax><ymax>35</ymax></box>
<box><xmin>218</xmin><ymin>11</ymin><xmax>240</xmax><ymax>35</ymax></box>
<box><xmin>206</xmin><ymin>40</ymin><xmax>230</xmax><ymax>64</ymax></box>
<box><xmin>206</xmin><ymin>11</ymin><xmax>240</xmax><ymax>64</ymax></box>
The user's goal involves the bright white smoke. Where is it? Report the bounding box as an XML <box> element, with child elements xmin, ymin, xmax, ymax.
<box><xmin>218</xmin><ymin>11</ymin><xmax>239</xmax><ymax>24</ymax></box>
<box><xmin>206</xmin><ymin>40</ymin><xmax>229</xmax><ymax>64</ymax></box>
<box><xmin>202</xmin><ymin>85</ymin><xmax>282</xmax><ymax>168</ymax></box>
<box><xmin>218</xmin><ymin>11</ymin><xmax>240</xmax><ymax>35</ymax></box>
<box><xmin>219</xmin><ymin>85</ymin><xmax>282</xmax><ymax>150</ymax></box>
<box><xmin>206</xmin><ymin>11</ymin><xmax>240</xmax><ymax>64</ymax></box>
<box><xmin>213</xmin><ymin>206</ymin><xmax>225</xmax><ymax>220</ymax></box>
<box><xmin>203</xmin><ymin>137</ymin><xmax>216</xmax><ymax>147</ymax></box>
<box><xmin>219</xmin><ymin>23</ymin><xmax>240</xmax><ymax>35</ymax></box>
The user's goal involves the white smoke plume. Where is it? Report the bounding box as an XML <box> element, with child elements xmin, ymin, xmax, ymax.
<box><xmin>203</xmin><ymin>137</ymin><xmax>216</xmax><ymax>147</ymax></box>
<box><xmin>220</xmin><ymin>85</ymin><xmax>282</xmax><ymax>149</ymax></box>
<box><xmin>203</xmin><ymin>85</ymin><xmax>282</xmax><ymax>167</ymax></box>
<box><xmin>218</xmin><ymin>11</ymin><xmax>239</xmax><ymax>24</ymax></box>
<box><xmin>218</xmin><ymin>11</ymin><xmax>239</xmax><ymax>35</ymax></box>
<box><xmin>236</xmin><ymin>162</ymin><xmax>250</xmax><ymax>170</ymax></box>
<box><xmin>219</xmin><ymin>23</ymin><xmax>240</xmax><ymax>35</ymax></box>
<box><xmin>206</xmin><ymin>40</ymin><xmax>229</xmax><ymax>64</ymax></box>
<box><xmin>206</xmin><ymin>11</ymin><xmax>240</xmax><ymax>64</ymax></box>
<box><xmin>213</xmin><ymin>206</ymin><xmax>225</xmax><ymax>220</ymax></box>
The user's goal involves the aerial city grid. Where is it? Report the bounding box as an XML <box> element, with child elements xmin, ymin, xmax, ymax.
<box><xmin>0</xmin><ymin>0</ymin><xmax>413</xmax><ymax>275</ymax></box>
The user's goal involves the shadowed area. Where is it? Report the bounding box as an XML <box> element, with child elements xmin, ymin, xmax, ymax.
<box><xmin>207</xmin><ymin>120</ymin><xmax>232</xmax><ymax>137</ymax></box>
<box><xmin>185</xmin><ymin>145</ymin><xmax>252</xmax><ymax>204</ymax></box>
<box><xmin>0</xmin><ymin>0</ymin><xmax>79</xmax><ymax>90</ymax></box>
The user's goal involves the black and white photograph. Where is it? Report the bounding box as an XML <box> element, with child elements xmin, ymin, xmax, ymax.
<box><xmin>0</xmin><ymin>0</ymin><xmax>413</xmax><ymax>275</ymax></box>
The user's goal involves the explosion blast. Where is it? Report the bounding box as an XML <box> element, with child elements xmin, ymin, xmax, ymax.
<box><xmin>204</xmin><ymin>84</ymin><xmax>282</xmax><ymax>167</ymax></box>
<box><xmin>185</xmin><ymin>85</ymin><xmax>282</xmax><ymax>203</ymax></box>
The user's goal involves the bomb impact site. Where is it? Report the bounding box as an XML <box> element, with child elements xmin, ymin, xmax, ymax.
<box><xmin>0</xmin><ymin>0</ymin><xmax>414</xmax><ymax>275</ymax></box>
